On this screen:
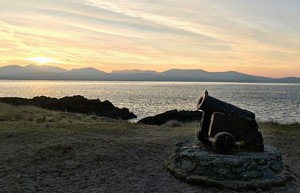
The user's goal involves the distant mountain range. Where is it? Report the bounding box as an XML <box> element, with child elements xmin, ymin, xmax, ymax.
<box><xmin>0</xmin><ymin>64</ymin><xmax>299</xmax><ymax>83</ymax></box>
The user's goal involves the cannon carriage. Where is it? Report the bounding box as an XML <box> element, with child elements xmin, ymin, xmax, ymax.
<box><xmin>197</xmin><ymin>91</ymin><xmax>264</xmax><ymax>153</ymax></box>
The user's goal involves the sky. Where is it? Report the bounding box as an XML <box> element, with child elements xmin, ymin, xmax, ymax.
<box><xmin>0</xmin><ymin>0</ymin><xmax>299</xmax><ymax>78</ymax></box>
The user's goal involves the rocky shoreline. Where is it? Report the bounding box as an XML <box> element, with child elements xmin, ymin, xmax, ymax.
<box><xmin>0</xmin><ymin>96</ymin><xmax>203</xmax><ymax>124</ymax></box>
<box><xmin>138</xmin><ymin>109</ymin><xmax>201</xmax><ymax>125</ymax></box>
<box><xmin>0</xmin><ymin>96</ymin><xmax>136</xmax><ymax>120</ymax></box>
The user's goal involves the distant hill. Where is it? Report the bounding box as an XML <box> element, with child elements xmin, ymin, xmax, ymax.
<box><xmin>0</xmin><ymin>65</ymin><xmax>299</xmax><ymax>83</ymax></box>
<box><xmin>112</xmin><ymin>69</ymin><xmax>157</xmax><ymax>74</ymax></box>
<box><xmin>159</xmin><ymin>69</ymin><xmax>274</xmax><ymax>82</ymax></box>
<box><xmin>0</xmin><ymin>65</ymin><xmax>108</xmax><ymax>80</ymax></box>
<box><xmin>0</xmin><ymin>64</ymin><xmax>67</xmax><ymax>77</ymax></box>
<box><xmin>64</xmin><ymin>68</ymin><xmax>109</xmax><ymax>80</ymax></box>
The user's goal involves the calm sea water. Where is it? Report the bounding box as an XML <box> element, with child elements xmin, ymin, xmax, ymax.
<box><xmin>0</xmin><ymin>80</ymin><xmax>299</xmax><ymax>123</ymax></box>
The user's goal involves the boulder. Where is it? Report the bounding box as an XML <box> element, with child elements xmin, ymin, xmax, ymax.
<box><xmin>0</xmin><ymin>95</ymin><xmax>137</xmax><ymax>120</ymax></box>
<box><xmin>138</xmin><ymin>109</ymin><xmax>202</xmax><ymax>125</ymax></box>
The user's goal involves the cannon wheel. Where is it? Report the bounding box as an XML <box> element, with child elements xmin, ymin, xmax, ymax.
<box><xmin>213</xmin><ymin>131</ymin><xmax>235</xmax><ymax>153</ymax></box>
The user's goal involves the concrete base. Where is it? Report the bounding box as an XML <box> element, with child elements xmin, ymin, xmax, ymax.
<box><xmin>165</xmin><ymin>140</ymin><xmax>293</xmax><ymax>191</ymax></box>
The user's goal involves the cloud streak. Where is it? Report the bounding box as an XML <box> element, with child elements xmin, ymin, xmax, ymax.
<box><xmin>0</xmin><ymin>0</ymin><xmax>299</xmax><ymax>77</ymax></box>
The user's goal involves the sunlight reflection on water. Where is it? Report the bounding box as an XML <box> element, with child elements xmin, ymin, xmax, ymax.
<box><xmin>0</xmin><ymin>80</ymin><xmax>299</xmax><ymax>123</ymax></box>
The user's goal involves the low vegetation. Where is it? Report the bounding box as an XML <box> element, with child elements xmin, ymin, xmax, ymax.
<box><xmin>0</xmin><ymin>104</ymin><xmax>299</xmax><ymax>192</ymax></box>
<box><xmin>0</xmin><ymin>103</ymin><xmax>111</xmax><ymax>123</ymax></box>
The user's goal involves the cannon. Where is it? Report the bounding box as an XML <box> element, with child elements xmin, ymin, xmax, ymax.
<box><xmin>197</xmin><ymin>90</ymin><xmax>264</xmax><ymax>153</ymax></box>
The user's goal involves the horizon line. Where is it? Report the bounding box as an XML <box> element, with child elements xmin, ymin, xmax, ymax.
<box><xmin>1</xmin><ymin>64</ymin><xmax>300</xmax><ymax>79</ymax></box>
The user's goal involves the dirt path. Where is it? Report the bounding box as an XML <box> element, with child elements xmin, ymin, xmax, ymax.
<box><xmin>0</xmin><ymin>119</ymin><xmax>299</xmax><ymax>193</ymax></box>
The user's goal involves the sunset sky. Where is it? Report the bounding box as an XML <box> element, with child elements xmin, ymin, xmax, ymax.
<box><xmin>0</xmin><ymin>0</ymin><xmax>299</xmax><ymax>78</ymax></box>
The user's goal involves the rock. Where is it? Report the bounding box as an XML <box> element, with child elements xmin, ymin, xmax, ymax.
<box><xmin>0</xmin><ymin>96</ymin><xmax>137</xmax><ymax>120</ymax></box>
<box><xmin>231</xmin><ymin>166</ymin><xmax>246</xmax><ymax>174</ymax></box>
<box><xmin>165</xmin><ymin>141</ymin><xmax>293</xmax><ymax>191</ymax></box>
<box><xmin>271</xmin><ymin>161</ymin><xmax>283</xmax><ymax>171</ymax></box>
<box><xmin>226</xmin><ymin>158</ymin><xmax>242</xmax><ymax>167</ymax></box>
<box><xmin>180</xmin><ymin>159</ymin><xmax>196</xmax><ymax>172</ymax></box>
<box><xmin>262</xmin><ymin>168</ymin><xmax>274</xmax><ymax>178</ymax></box>
<box><xmin>138</xmin><ymin>109</ymin><xmax>202</xmax><ymax>125</ymax></box>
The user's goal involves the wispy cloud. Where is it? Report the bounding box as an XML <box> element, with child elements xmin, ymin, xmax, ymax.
<box><xmin>0</xmin><ymin>0</ymin><xmax>299</xmax><ymax>77</ymax></box>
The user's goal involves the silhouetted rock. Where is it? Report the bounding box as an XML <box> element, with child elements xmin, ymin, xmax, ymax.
<box><xmin>138</xmin><ymin>109</ymin><xmax>202</xmax><ymax>125</ymax></box>
<box><xmin>0</xmin><ymin>96</ymin><xmax>137</xmax><ymax>120</ymax></box>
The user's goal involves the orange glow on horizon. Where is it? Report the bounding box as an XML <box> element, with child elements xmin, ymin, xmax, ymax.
<box><xmin>27</xmin><ymin>57</ymin><xmax>55</xmax><ymax>65</ymax></box>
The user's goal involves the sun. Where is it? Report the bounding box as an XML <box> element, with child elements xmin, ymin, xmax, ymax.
<box><xmin>28</xmin><ymin>57</ymin><xmax>54</xmax><ymax>65</ymax></box>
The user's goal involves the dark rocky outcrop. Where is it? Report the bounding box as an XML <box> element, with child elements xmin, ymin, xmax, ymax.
<box><xmin>138</xmin><ymin>109</ymin><xmax>202</xmax><ymax>125</ymax></box>
<box><xmin>0</xmin><ymin>96</ymin><xmax>137</xmax><ymax>120</ymax></box>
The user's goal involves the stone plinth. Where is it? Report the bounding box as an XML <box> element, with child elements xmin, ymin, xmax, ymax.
<box><xmin>165</xmin><ymin>140</ymin><xmax>293</xmax><ymax>191</ymax></box>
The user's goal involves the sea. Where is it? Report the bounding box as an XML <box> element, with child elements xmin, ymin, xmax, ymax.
<box><xmin>0</xmin><ymin>80</ymin><xmax>299</xmax><ymax>123</ymax></box>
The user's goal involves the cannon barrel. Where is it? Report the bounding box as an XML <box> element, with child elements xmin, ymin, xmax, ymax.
<box><xmin>197</xmin><ymin>90</ymin><xmax>255</xmax><ymax>120</ymax></box>
<box><xmin>197</xmin><ymin>90</ymin><xmax>264</xmax><ymax>153</ymax></box>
